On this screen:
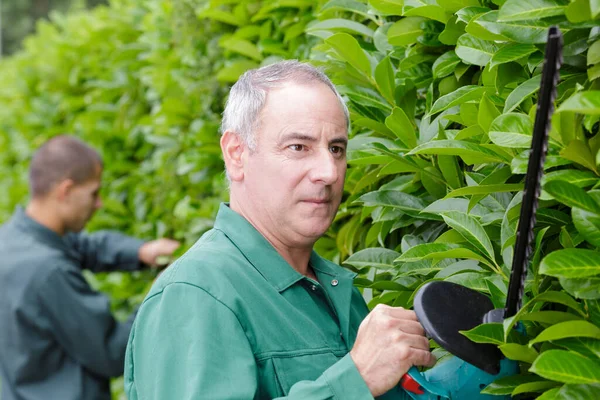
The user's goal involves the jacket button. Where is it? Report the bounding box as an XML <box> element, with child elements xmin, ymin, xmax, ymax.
<box><xmin>331</xmin><ymin>279</ymin><xmax>339</xmax><ymax>286</ymax></box>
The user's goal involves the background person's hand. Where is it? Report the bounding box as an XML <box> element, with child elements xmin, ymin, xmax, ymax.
<box><xmin>349</xmin><ymin>304</ymin><xmax>436</xmax><ymax>397</ymax></box>
<box><xmin>138</xmin><ymin>238</ymin><xmax>180</xmax><ymax>267</ymax></box>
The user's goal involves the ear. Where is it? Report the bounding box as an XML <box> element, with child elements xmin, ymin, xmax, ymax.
<box><xmin>54</xmin><ymin>179</ymin><xmax>75</xmax><ymax>202</ymax></box>
<box><xmin>220</xmin><ymin>131</ymin><xmax>246</xmax><ymax>182</ymax></box>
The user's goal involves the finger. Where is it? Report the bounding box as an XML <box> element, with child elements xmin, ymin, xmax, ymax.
<box><xmin>394</xmin><ymin>331</ymin><xmax>430</xmax><ymax>351</ymax></box>
<box><xmin>384</xmin><ymin>307</ymin><xmax>419</xmax><ymax>321</ymax></box>
<box><xmin>410</xmin><ymin>348</ymin><xmax>437</xmax><ymax>368</ymax></box>
<box><xmin>397</xmin><ymin>320</ymin><xmax>426</xmax><ymax>336</ymax></box>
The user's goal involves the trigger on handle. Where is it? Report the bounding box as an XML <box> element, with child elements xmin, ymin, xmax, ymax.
<box><xmin>401</xmin><ymin>371</ymin><xmax>425</xmax><ymax>395</ymax></box>
<box><xmin>404</xmin><ymin>366</ymin><xmax>451</xmax><ymax>398</ymax></box>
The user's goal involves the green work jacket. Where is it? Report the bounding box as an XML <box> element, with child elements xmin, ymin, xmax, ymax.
<box><xmin>0</xmin><ymin>207</ymin><xmax>144</xmax><ymax>400</ymax></box>
<box><xmin>125</xmin><ymin>203</ymin><xmax>409</xmax><ymax>399</ymax></box>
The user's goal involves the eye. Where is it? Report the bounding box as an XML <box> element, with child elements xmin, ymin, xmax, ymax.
<box><xmin>330</xmin><ymin>145</ymin><xmax>345</xmax><ymax>156</ymax></box>
<box><xmin>289</xmin><ymin>144</ymin><xmax>306</xmax><ymax>152</ymax></box>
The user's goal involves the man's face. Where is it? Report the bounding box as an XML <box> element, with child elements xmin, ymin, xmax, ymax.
<box><xmin>240</xmin><ymin>82</ymin><xmax>348</xmax><ymax>247</ymax></box>
<box><xmin>62</xmin><ymin>166</ymin><xmax>103</xmax><ymax>233</ymax></box>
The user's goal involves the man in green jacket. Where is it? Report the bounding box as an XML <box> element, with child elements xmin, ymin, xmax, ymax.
<box><xmin>0</xmin><ymin>136</ymin><xmax>180</xmax><ymax>400</ymax></box>
<box><xmin>125</xmin><ymin>60</ymin><xmax>436</xmax><ymax>399</ymax></box>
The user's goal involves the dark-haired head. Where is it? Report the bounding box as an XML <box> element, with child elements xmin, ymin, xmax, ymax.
<box><xmin>27</xmin><ymin>135</ymin><xmax>104</xmax><ymax>234</ymax></box>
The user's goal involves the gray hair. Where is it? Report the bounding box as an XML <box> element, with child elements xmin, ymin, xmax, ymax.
<box><xmin>220</xmin><ymin>60</ymin><xmax>350</xmax><ymax>150</ymax></box>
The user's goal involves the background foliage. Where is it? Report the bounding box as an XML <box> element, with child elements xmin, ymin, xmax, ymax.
<box><xmin>1</xmin><ymin>0</ymin><xmax>599</xmax><ymax>398</ymax></box>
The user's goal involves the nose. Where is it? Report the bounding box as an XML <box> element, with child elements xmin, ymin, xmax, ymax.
<box><xmin>309</xmin><ymin>148</ymin><xmax>340</xmax><ymax>185</ymax></box>
<box><xmin>95</xmin><ymin>197</ymin><xmax>103</xmax><ymax>209</ymax></box>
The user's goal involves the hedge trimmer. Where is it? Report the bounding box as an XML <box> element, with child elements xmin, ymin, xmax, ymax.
<box><xmin>400</xmin><ymin>26</ymin><xmax>563</xmax><ymax>399</ymax></box>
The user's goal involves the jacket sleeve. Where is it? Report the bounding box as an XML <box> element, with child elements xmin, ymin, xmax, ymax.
<box><xmin>64</xmin><ymin>230</ymin><xmax>144</xmax><ymax>273</ymax></box>
<box><xmin>37</xmin><ymin>264</ymin><xmax>134</xmax><ymax>378</ymax></box>
<box><xmin>125</xmin><ymin>282</ymin><xmax>407</xmax><ymax>400</ymax></box>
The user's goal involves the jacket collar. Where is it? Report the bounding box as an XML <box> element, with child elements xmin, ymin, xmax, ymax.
<box><xmin>213</xmin><ymin>203</ymin><xmax>355</xmax><ymax>292</ymax></box>
<box><xmin>10</xmin><ymin>206</ymin><xmax>68</xmax><ymax>250</ymax></box>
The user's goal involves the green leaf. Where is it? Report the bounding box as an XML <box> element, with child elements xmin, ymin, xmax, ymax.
<box><xmin>530</xmin><ymin>350</ymin><xmax>600</xmax><ymax>384</ymax></box>
<box><xmin>474</xmin><ymin>12</ymin><xmax>558</xmax><ymax>44</ymax></box>
<box><xmin>357</xmin><ymin>190</ymin><xmax>426</xmax><ymax>214</ymax></box>
<box><xmin>455</xmin><ymin>34</ymin><xmax>499</xmax><ymax>66</ymax></box>
<box><xmin>530</xmin><ymin>320</ymin><xmax>600</xmax><ymax>345</ymax></box>
<box><xmin>409</xmin><ymin>140</ymin><xmax>510</xmax><ymax>164</ymax></box>
<box><xmin>503</xmin><ymin>291</ymin><xmax>586</xmax><ymax>339</ymax></box>
<box><xmin>445</xmin><ymin>271</ymin><xmax>490</xmax><ymax>292</ymax></box>
<box><xmin>558</xmin><ymin>91</ymin><xmax>600</xmax><ymax>115</ymax></box>
<box><xmin>573</xmin><ymin>192</ymin><xmax>600</xmax><ymax>247</ymax></box>
<box><xmin>498</xmin><ymin>0</ymin><xmax>568</xmax><ymax>22</ymax></box>
<box><xmin>369</xmin><ymin>0</ymin><xmax>405</xmax><ymax>15</ymax></box>
<box><xmin>500</xmin><ymin>343</ymin><xmax>539</xmax><ymax>363</ymax></box>
<box><xmin>320</xmin><ymin>0</ymin><xmax>377</xmax><ymax>21</ymax></box>
<box><xmin>513</xmin><ymin>380</ymin><xmax>561</xmax><ymax>395</ymax></box>
<box><xmin>385</xmin><ymin>108</ymin><xmax>417</xmax><ymax>149</ymax></box>
<box><xmin>343</xmin><ymin>247</ymin><xmax>401</xmax><ymax>270</ymax></box>
<box><xmin>478</xmin><ymin>94</ymin><xmax>501</xmax><ymax>134</ymax></box>
<box><xmin>556</xmin><ymin>384</ymin><xmax>600</xmax><ymax>399</ymax></box>
<box><xmin>461</xmin><ymin>323</ymin><xmax>505</xmax><ymax>345</ymax></box>
<box><xmin>388</xmin><ymin>17</ymin><xmax>426</xmax><ymax>47</ymax></box>
<box><xmin>566</xmin><ymin>0</ymin><xmax>592</xmax><ymax>22</ymax></box>
<box><xmin>489</xmin><ymin>113</ymin><xmax>533</xmax><ymax>148</ymax></box>
<box><xmin>440</xmin><ymin>211</ymin><xmax>495</xmax><ymax>262</ymax></box>
<box><xmin>403</xmin><ymin>1</ymin><xmax>450</xmax><ymax>23</ymax></box>
<box><xmin>396</xmin><ymin>243</ymin><xmax>494</xmax><ymax>267</ymax></box>
<box><xmin>589</xmin><ymin>41</ymin><xmax>600</xmax><ymax>66</ymax></box>
<box><xmin>438</xmin><ymin>155</ymin><xmax>463</xmax><ymax>189</ymax></box>
<box><xmin>520</xmin><ymin>311</ymin><xmax>582</xmax><ymax>324</ymax></box>
<box><xmin>325</xmin><ymin>33</ymin><xmax>372</xmax><ymax>78</ymax></box>
<box><xmin>217</xmin><ymin>60</ymin><xmax>259</xmax><ymax>82</ymax></box>
<box><xmin>490</xmin><ymin>43</ymin><xmax>538</xmax><ymax>69</ymax></box>
<box><xmin>540</xmin><ymin>248</ymin><xmax>600</xmax><ymax>279</ymax></box>
<box><xmin>375</xmin><ymin>56</ymin><xmax>395</xmax><ymax>105</ymax></box>
<box><xmin>428</xmin><ymin>85</ymin><xmax>486</xmax><ymax>116</ymax></box>
<box><xmin>535</xmin><ymin>388</ymin><xmax>561</xmax><ymax>399</ymax></box>
<box><xmin>504</xmin><ymin>75</ymin><xmax>541</xmax><ymax>113</ymax></box>
<box><xmin>307</xmin><ymin>18</ymin><xmax>375</xmax><ymax>38</ymax></box>
<box><xmin>220</xmin><ymin>37</ymin><xmax>263</xmax><ymax>61</ymax></box>
<box><xmin>544</xmin><ymin>181</ymin><xmax>600</xmax><ymax>214</ymax></box>
<box><xmin>554</xmin><ymin>337</ymin><xmax>600</xmax><ymax>359</ymax></box>
<box><xmin>559</xmin><ymin>276</ymin><xmax>600</xmax><ymax>300</ymax></box>
<box><xmin>482</xmin><ymin>375</ymin><xmax>551</xmax><ymax>395</ymax></box>
<box><xmin>560</xmin><ymin>140</ymin><xmax>598</xmax><ymax>173</ymax></box>
<box><xmin>445</xmin><ymin>184</ymin><xmax>523</xmax><ymax>198</ymax></box>
<box><xmin>432</xmin><ymin>51</ymin><xmax>461</xmax><ymax>79</ymax></box>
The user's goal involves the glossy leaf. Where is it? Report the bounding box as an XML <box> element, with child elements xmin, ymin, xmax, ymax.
<box><xmin>530</xmin><ymin>320</ymin><xmax>600</xmax><ymax>345</ymax></box>
<box><xmin>490</xmin><ymin>44</ymin><xmax>538</xmax><ymax>70</ymax></box>
<box><xmin>388</xmin><ymin>17</ymin><xmax>426</xmax><ymax>46</ymax></box>
<box><xmin>504</xmin><ymin>75</ymin><xmax>541</xmax><ymax>113</ymax></box>
<box><xmin>409</xmin><ymin>140</ymin><xmax>509</xmax><ymax>164</ymax></box>
<box><xmin>428</xmin><ymin>85</ymin><xmax>486</xmax><ymax>116</ymax></box>
<box><xmin>489</xmin><ymin>113</ymin><xmax>533</xmax><ymax>148</ymax></box>
<box><xmin>558</xmin><ymin>91</ymin><xmax>600</xmax><ymax>115</ymax></box>
<box><xmin>385</xmin><ymin>108</ymin><xmax>417</xmax><ymax>149</ymax></box>
<box><xmin>343</xmin><ymin>247</ymin><xmax>401</xmax><ymax>270</ymax></box>
<box><xmin>540</xmin><ymin>249</ymin><xmax>600</xmax><ymax>278</ymax></box>
<box><xmin>440</xmin><ymin>211</ymin><xmax>495</xmax><ymax>262</ymax></box>
<box><xmin>455</xmin><ymin>34</ymin><xmax>499</xmax><ymax>66</ymax></box>
<box><xmin>544</xmin><ymin>180</ymin><xmax>600</xmax><ymax>214</ymax></box>
<box><xmin>325</xmin><ymin>33</ymin><xmax>372</xmax><ymax>77</ymax></box>
<box><xmin>530</xmin><ymin>350</ymin><xmax>600</xmax><ymax>384</ymax></box>
<box><xmin>498</xmin><ymin>0</ymin><xmax>568</xmax><ymax>22</ymax></box>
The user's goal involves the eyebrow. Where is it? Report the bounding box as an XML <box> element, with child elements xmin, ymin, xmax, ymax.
<box><xmin>279</xmin><ymin>132</ymin><xmax>348</xmax><ymax>146</ymax></box>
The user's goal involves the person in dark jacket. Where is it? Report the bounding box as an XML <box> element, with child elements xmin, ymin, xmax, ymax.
<box><xmin>0</xmin><ymin>135</ymin><xmax>180</xmax><ymax>400</ymax></box>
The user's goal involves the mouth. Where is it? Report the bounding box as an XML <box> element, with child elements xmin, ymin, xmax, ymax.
<box><xmin>302</xmin><ymin>199</ymin><xmax>331</xmax><ymax>205</ymax></box>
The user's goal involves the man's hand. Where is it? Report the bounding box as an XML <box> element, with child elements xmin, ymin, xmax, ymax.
<box><xmin>349</xmin><ymin>304</ymin><xmax>436</xmax><ymax>397</ymax></box>
<box><xmin>138</xmin><ymin>239</ymin><xmax>180</xmax><ymax>267</ymax></box>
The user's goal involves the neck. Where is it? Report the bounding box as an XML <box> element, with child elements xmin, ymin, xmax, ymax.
<box><xmin>25</xmin><ymin>199</ymin><xmax>65</xmax><ymax>236</ymax></box>
<box><xmin>229</xmin><ymin>198</ymin><xmax>317</xmax><ymax>280</ymax></box>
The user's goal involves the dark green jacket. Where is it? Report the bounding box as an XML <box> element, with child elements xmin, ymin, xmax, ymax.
<box><xmin>125</xmin><ymin>203</ymin><xmax>408</xmax><ymax>399</ymax></box>
<box><xmin>0</xmin><ymin>208</ymin><xmax>144</xmax><ymax>400</ymax></box>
